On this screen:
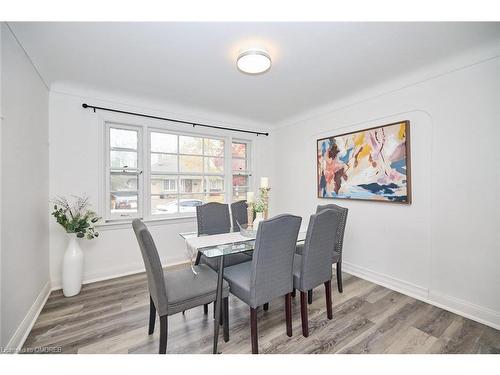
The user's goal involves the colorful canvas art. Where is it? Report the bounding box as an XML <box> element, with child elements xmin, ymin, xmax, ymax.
<box><xmin>317</xmin><ymin>121</ymin><xmax>411</xmax><ymax>203</ymax></box>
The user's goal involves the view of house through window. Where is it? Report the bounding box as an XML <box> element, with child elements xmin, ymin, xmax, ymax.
<box><xmin>109</xmin><ymin>127</ymin><xmax>140</xmax><ymax>218</ymax></box>
<box><xmin>106</xmin><ymin>124</ymin><xmax>250</xmax><ymax>220</ymax></box>
<box><xmin>232</xmin><ymin>141</ymin><xmax>250</xmax><ymax>202</ymax></box>
<box><xmin>150</xmin><ymin>133</ymin><xmax>225</xmax><ymax>215</ymax></box>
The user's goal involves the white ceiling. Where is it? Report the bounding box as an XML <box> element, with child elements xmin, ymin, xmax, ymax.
<box><xmin>9</xmin><ymin>22</ymin><xmax>500</xmax><ymax>124</ymax></box>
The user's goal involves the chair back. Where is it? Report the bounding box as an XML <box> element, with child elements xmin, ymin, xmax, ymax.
<box><xmin>196</xmin><ymin>202</ymin><xmax>231</xmax><ymax>235</ymax></box>
<box><xmin>250</xmin><ymin>214</ymin><xmax>302</xmax><ymax>308</ymax></box>
<box><xmin>316</xmin><ymin>203</ymin><xmax>348</xmax><ymax>260</ymax></box>
<box><xmin>299</xmin><ymin>209</ymin><xmax>341</xmax><ymax>291</ymax></box>
<box><xmin>230</xmin><ymin>200</ymin><xmax>248</xmax><ymax>231</ymax></box>
<box><xmin>132</xmin><ymin>219</ymin><xmax>168</xmax><ymax>315</ymax></box>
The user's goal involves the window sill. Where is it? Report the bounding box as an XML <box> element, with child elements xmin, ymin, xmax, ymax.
<box><xmin>97</xmin><ymin>215</ymin><xmax>197</xmax><ymax>231</ymax></box>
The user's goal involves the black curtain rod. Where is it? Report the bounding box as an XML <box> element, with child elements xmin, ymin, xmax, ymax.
<box><xmin>82</xmin><ymin>103</ymin><xmax>269</xmax><ymax>136</ymax></box>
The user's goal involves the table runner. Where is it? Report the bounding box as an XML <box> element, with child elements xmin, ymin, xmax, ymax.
<box><xmin>185</xmin><ymin>231</ymin><xmax>255</xmax><ymax>274</ymax></box>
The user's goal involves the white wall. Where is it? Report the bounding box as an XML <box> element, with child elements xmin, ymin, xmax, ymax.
<box><xmin>272</xmin><ymin>48</ymin><xmax>500</xmax><ymax>328</ymax></box>
<box><xmin>0</xmin><ymin>23</ymin><xmax>50</xmax><ymax>348</ymax></box>
<box><xmin>0</xmin><ymin>21</ymin><xmax>3</xmax><ymax>349</ymax></box>
<box><xmin>48</xmin><ymin>85</ymin><xmax>274</xmax><ymax>288</ymax></box>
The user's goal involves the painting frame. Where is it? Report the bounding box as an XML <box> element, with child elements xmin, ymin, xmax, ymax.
<box><xmin>316</xmin><ymin>120</ymin><xmax>412</xmax><ymax>204</ymax></box>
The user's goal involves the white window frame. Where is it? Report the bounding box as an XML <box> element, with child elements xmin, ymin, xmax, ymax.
<box><xmin>102</xmin><ymin>118</ymin><xmax>253</xmax><ymax>223</ymax></box>
<box><xmin>231</xmin><ymin>139</ymin><xmax>252</xmax><ymax>203</ymax></box>
<box><xmin>146</xmin><ymin>127</ymin><xmax>227</xmax><ymax>220</ymax></box>
<box><xmin>104</xmin><ymin>122</ymin><xmax>144</xmax><ymax>222</ymax></box>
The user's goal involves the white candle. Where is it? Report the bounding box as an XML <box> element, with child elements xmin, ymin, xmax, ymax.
<box><xmin>260</xmin><ymin>177</ymin><xmax>269</xmax><ymax>188</ymax></box>
<box><xmin>247</xmin><ymin>191</ymin><xmax>254</xmax><ymax>203</ymax></box>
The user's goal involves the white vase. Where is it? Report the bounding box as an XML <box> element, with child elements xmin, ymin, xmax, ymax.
<box><xmin>253</xmin><ymin>212</ymin><xmax>264</xmax><ymax>228</ymax></box>
<box><xmin>62</xmin><ymin>234</ymin><xmax>84</xmax><ymax>297</ymax></box>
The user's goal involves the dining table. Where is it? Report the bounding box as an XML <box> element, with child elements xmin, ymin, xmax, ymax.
<box><xmin>179</xmin><ymin>226</ymin><xmax>307</xmax><ymax>354</ymax></box>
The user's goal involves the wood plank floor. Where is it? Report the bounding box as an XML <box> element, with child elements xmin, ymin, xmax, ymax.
<box><xmin>23</xmin><ymin>270</ymin><xmax>500</xmax><ymax>354</ymax></box>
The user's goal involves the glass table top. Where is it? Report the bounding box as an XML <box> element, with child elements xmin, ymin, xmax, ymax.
<box><xmin>180</xmin><ymin>227</ymin><xmax>307</xmax><ymax>258</ymax></box>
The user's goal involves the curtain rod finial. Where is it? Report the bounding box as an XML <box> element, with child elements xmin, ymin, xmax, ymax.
<box><xmin>82</xmin><ymin>103</ymin><xmax>88</xmax><ymax>108</ymax></box>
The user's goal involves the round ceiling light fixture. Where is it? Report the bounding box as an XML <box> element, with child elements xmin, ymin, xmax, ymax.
<box><xmin>237</xmin><ymin>49</ymin><xmax>271</xmax><ymax>75</ymax></box>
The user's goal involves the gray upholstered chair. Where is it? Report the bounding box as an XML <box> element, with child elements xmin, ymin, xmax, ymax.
<box><xmin>132</xmin><ymin>219</ymin><xmax>230</xmax><ymax>353</ymax></box>
<box><xmin>196</xmin><ymin>201</ymin><xmax>231</xmax><ymax>235</ymax></box>
<box><xmin>296</xmin><ymin>203</ymin><xmax>348</xmax><ymax>302</ymax></box>
<box><xmin>316</xmin><ymin>203</ymin><xmax>348</xmax><ymax>293</ymax></box>
<box><xmin>230</xmin><ymin>200</ymin><xmax>249</xmax><ymax>230</ymax></box>
<box><xmin>195</xmin><ymin>202</ymin><xmax>252</xmax><ymax>271</ymax></box>
<box><xmin>223</xmin><ymin>214</ymin><xmax>302</xmax><ymax>354</ymax></box>
<box><xmin>195</xmin><ymin>202</ymin><xmax>251</xmax><ymax>315</ymax></box>
<box><xmin>293</xmin><ymin>209</ymin><xmax>341</xmax><ymax>337</ymax></box>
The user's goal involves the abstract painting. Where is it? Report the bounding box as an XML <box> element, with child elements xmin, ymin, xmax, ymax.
<box><xmin>317</xmin><ymin>121</ymin><xmax>411</xmax><ymax>203</ymax></box>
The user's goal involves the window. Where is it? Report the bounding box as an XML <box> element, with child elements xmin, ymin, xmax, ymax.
<box><xmin>107</xmin><ymin>125</ymin><xmax>142</xmax><ymax>220</ymax></box>
<box><xmin>232</xmin><ymin>141</ymin><xmax>251</xmax><ymax>202</ymax></box>
<box><xmin>104</xmin><ymin>122</ymin><xmax>248</xmax><ymax>221</ymax></box>
<box><xmin>163</xmin><ymin>179</ymin><xmax>177</xmax><ymax>192</ymax></box>
<box><xmin>150</xmin><ymin>132</ymin><xmax>226</xmax><ymax>216</ymax></box>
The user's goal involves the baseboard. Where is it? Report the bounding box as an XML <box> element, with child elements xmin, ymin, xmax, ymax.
<box><xmin>5</xmin><ymin>280</ymin><xmax>51</xmax><ymax>353</ymax></box>
<box><xmin>428</xmin><ymin>290</ymin><xmax>500</xmax><ymax>330</ymax></box>
<box><xmin>343</xmin><ymin>261</ymin><xmax>429</xmax><ymax>300</ymax></box>
<box><xmin>343</xmin><ymin>261</ymin><xmax>500</xmax><ymax>330</ymax></box>
<box><xmin>51</xmin><ymin>259</ymin><xmax>190</xmax><ymax>291</ymax></box>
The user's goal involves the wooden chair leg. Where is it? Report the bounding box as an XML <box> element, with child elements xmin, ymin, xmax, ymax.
<box><xmin>285</xmin><ymin>293</ymin><xmax>292</xmax><ymax>337</ymax></box>
<box><xmin>219</xmin><ymin>301</ymin><xmax>224</xmax><ymax>326</ymax></box>
<box><xmin>250</xmin><ymin>307</ymin><xmax>258</xmax><ymax>354</ymax></box>
<box><xmin>291</xmin><ymin>288</ymin><xmax>296</xmax><ymax>298</ymax></box>
<box><xmin>300</xmin><ymin>291</ymin><xmax>309</xmax><ymax>337</ymax></box>
<box><xmin>159</xmin><ymin>315</ymin><xmax>168</xmax><ymax>354</ymax></box>
<box><xmin>308</xmin><ymin>289</ymin><xmax>313</xmax><ymax>304</ymax></box>
<box><xmin>336</xmin><ymin>262</ymin><xmax>343</xmax><ymax>293</ymax></box>
<box><xmin>325</xmin><ymin>280</ymin><xmax>333</xmax><ymax>319</ymax></box>
<box><xmin>223</xmin><ymin>297</ymin><xmax>229</xmax><ymax>342</ymax></box>
<box><xmin>148</xmin><ymin>296</ymin><xmax>156</xmax><ymax>335</ymax></box>
<box><xmin>194</xmin><ymin>251</ymin><xmax>202</xmax><ymax>265</ymax></box>
<box><xmin>263</xmin><ymin>303</ymin><xmax>269</xmax><ymax>311</ymax></box>
<box><xmin>204</xmin><ymin>304</ymin><xmax>208</xmax><ymax>314</ymax></box>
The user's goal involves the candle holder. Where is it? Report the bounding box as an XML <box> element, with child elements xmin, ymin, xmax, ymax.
<box><xmin>259</xmin><ymin>187</ymin><xmax>271</xmax><ymax>220</ymax></box>
<box><xmin>247</xmin><ymin>204</ymin><xmax>254</xmax><ymax>228</ymax></box>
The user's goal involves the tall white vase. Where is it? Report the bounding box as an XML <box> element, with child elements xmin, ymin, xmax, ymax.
<box><xmin>253</xmin><ymin>212</ymin><xmax>264</xmax><ymax>228</ymax></box>
<box><xmin>62</xmin><ymin>234</ymin><xmax>84</xmax><ymax>297</ymax></box>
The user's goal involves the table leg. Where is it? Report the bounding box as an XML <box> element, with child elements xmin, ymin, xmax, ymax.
<box><xmin>213</xmin><ymin>256</ymin><xmax>224</xmax><ymax>354</ymax></box>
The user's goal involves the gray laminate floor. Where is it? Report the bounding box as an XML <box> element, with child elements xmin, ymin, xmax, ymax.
<box><xmin>22</xmin><ymin>270</ymin><xmax>500</xmax><ymax>354</ymax></box>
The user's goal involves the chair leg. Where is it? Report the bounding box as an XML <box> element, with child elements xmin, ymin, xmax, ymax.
<box><xmin>194</xmin><ymin>251</ymin><xmax>202</xmax><ymax>265</ymax></box>
<box><xmin>291</xmin><ymin>288</ymin><xmax>296</xmax><ymax>298</ymax></box>
<box><xmin>148</xmin><ymin>296</ymin><xmax>156</xmax><ymax>335</ymax></box>
<box><xmin>223</xmin><ymin>297</ymin><xmax>229</xmax><ymax>343</ymax></box>
<box><xmin>285</xmin><ymin>293</ymin><xmax>292</xmax><ymax>337</ymax></box>
<box><xmin>219</xmin><ymin>301</ymin><xmax>224</xmax><ymax>326</ymax></box>
<box><xmin>263</xmin><ymin>303</ymin><xmax>269</xmax><ymax>311</ymax></box>
<box><xmin>308</xmin><ymin>289</ymin><xmax>313</xmax><ymax>304</ymax></box>
<box><xmin>250</xmin><ymin>307</ymin><xmax>258</xmax><ymax>354</ymax></box>
<box><xmin>300</xmin><ymin>291</ymin><xmax>309</xmax><ymax>337</ymax></box>
<box><xmin>204</xmin><ymin>304</ymin><xmax>209</xmax><ymax>315</ymax></box>
<box><xmin>159</xmin><ymin>315</ymin><xmax>168</xmax><ymax>354</ymax></box>
<box><xmin>325</xmin><ymin>280</ymin><xmax>333</xmax><ymax>320</ymax></box>
<box><xmin>336</xmin><ymin>262</ymin><xmax>343</xmax><ymax>293</ymax></box>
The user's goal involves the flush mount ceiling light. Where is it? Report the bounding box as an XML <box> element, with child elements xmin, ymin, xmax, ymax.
<box><xmin>237</xmin><ymin>49</ymin><xmax>271</xmax><ymax>75</ymax></box>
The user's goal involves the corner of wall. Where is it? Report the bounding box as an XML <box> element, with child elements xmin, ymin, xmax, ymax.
<box><xmin>5</xmin><ymin>281</ymin><xmax>51</xmax><ymax>352</ymax></box>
